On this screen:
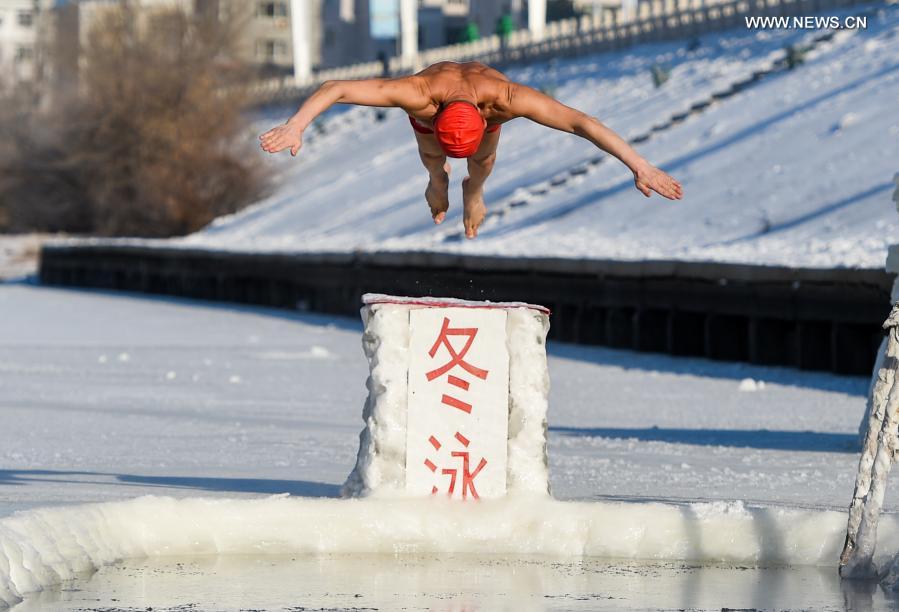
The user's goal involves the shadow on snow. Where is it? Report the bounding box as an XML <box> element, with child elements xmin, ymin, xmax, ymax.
<box><xmin>550</xmin><ymin>425</ymin><xmax>858</xmax><ymax>453</ymax></box>
<box><xmin>0</xmin><ymin>469</ymin><xmax>341</xmax><ymax>497</ymax></box>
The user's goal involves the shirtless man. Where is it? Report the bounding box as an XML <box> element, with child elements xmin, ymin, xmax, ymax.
<box><xmin>260</xmin><ymin>61</ymin><xmax>682</xmax><ymax>239</ymax></box>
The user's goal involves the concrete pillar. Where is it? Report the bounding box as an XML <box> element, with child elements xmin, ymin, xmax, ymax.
<box><xmin>399</xmin><ymin>0</ymin><xmax>418</xmax><ymax>66</ymax></box>
<box><xmin>290</xmin><ymin>0</ymin><xmax>312</xmax><ymax>82</ymax></box>
<box><xmin>621</xmin><ymin>0</ymin><xmax>639</xmax><ymax>21</ymax></box>
<box><xmin>528</xmin><ymin>0</ymin><xmax>546</xmax><ymax>40</ymax></box>
<box><xmin>340</xmin><ymin>0</ymin><xmax>355</xmax><ymax>20</ymax></box>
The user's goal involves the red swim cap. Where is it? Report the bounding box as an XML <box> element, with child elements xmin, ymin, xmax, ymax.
<box><xmin>434</xmin><ymin>101</ymin><xmax>486</xmax><ymax>158</ymax></box>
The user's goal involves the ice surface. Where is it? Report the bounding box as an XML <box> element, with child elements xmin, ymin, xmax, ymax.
<box><xmin>20</xmin><ymin>554</ymin><xmax>894</xmax><ymax>611</ymax></box>
<box><xmin>0</xmin><ymin>284</ymin><xmax>887</xmax><ymax>606</ymax></box>
<box><xmin>103</xmin><ymin>3</ymin><xmax>899</xmax><ymax>269</ymax></box>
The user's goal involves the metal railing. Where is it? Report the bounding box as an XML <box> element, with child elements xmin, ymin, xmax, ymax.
<box><xmin>249</xmin><ymin>0</ymin><xmax>869</xmax><ymax>105</ymax></box>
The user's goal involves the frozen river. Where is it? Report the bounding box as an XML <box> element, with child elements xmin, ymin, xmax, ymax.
<box><xmin>0</xmin><ymin>283</ymin><xmax>873</xmax><ymax>512</ymax></box>
<box><xmin>16</xmin><ymin>553</ymin><xmax>898</xmax><ymax>611</ymax></box>
<box><xmin>0</xmin><ymin>282</ymin><xmax>895</xmax><ymax>610</ymax></box>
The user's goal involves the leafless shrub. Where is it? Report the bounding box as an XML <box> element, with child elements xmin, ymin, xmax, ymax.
<box><xmin>0</xmin><ymin>1</ymin><xmax>267</xmax><ymax>237</ymax></box>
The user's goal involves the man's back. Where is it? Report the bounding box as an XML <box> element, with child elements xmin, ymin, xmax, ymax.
<box><xmin>415</xmin><ymin>61</ymin><xmax>509</xmax><ymax>86</ymax></box>
<box><xmin>408</xmin><ymin>62</ymin><xmax>512</xmax><ymax>124</ymax></box>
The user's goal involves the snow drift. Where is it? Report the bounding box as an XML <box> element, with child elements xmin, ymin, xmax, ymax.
<box><xmin>3</xmin><ymin>494</ymin><xmax>898</xmax><ymax>607</ymax></box>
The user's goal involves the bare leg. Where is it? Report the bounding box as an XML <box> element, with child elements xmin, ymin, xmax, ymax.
<box><xmin>462</xmin><ymin>130</ymin><xmax>500</xmax><ymax>239</ymax></box>
<box><xmin>413</xmin><ymin>130</ymin><xmax>450</xmax><ymax>224</ymax></box>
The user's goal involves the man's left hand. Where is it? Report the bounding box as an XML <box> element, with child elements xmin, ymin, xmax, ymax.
<box><xmin>633</xmin><ymin>163</ymin><xmax>683</xmax><ymax>200</ymax></box>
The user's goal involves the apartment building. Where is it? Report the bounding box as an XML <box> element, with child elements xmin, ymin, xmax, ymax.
<box><xmin>23</xmin><ymin>0</ymin><xmax>560</xmax><ymax>96</ymax></box>
<box><xmin>0</xmin><ymin>0</ymin><xmax>53</xmax><ymax>91</ymax></box>
<box><xmin>320</xmin><ymin>0</ymin><xmax>373</xmax><ymax>68</ymax></box>
<box><xmin>320</xmin><ymin>0</ymin><xmax>501</xmax><ymax>69</ymax></box>
<box><xmin>223</xmin><ymin>0</ymin><xmax>323</xmax><ymax>77</ymax></box>
<box><xmin>418</xmin><ymin>0</ymin><xmax>468</xmax><ymax>49</ymax></box>
<box><xmin>74</xmin><ymin>0</ymin><xmax>324</xmax><ymax>78</ymax></box>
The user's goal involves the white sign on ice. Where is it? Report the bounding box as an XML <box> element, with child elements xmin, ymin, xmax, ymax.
<box><xmin>342</xmin><ymin>294</ymin><xmax>549</xmax><ymax>499</ymax></box>
<box><xmin>405</xmin><ymin>307</ymin><xmax>509</xmax><ymax>500</ymax></box>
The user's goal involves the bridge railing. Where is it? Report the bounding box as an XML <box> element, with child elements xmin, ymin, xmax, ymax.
<box><xmin>248</xmin><ymin>0</ymin><xmax>868</xmax><ymax>105</ymax></box>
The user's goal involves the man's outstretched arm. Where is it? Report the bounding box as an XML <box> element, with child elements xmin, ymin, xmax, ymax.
<box><xmin>260</xmin><ymin>77</ymin><xmax>429</xmax><ymax>156</ymax></box>
<box><xmin>508</xmin><ymin>83</ymin><xmax>682</xmax><ymax>200</ymax></box>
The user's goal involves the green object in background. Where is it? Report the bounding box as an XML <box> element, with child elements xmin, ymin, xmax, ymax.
<box><xmin>651</xmin><ymin>63</ymin><xmax>670</xmax><ymax>88</ymax></box>
<box><xmin>460</xmin><ymin>22</ymin><xmax>480</xmax><ymax>42</ymax></box>
<box><xmin>785</xmin><ymin>44</ymin><xmax>806</xmax><ymax>70</ymax></box>
<box><xmin>495</xmin><ymin>14</ymin><xmax>515</xmax><ymax>38</ymax></box>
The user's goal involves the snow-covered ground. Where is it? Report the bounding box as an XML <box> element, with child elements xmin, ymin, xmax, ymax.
<box><xmin>0</xmin><ymin>283</ymin><xmax>876</xmax><ymax>513</ymax></box>
<box><xmin>2</xmin><ymin>282</ymin><xmax>898</xmax><ymax>607</ymax></box>
<box><xmin>158</xmin><ymin>3</ymin><xmax>899</xmax><ymax>269</ymax></box>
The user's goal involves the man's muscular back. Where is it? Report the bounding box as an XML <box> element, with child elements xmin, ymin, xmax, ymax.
<box><xmin>405</xmin><ymin>62</ymin><xmax>513</xmax><ymax>128</ymax></box>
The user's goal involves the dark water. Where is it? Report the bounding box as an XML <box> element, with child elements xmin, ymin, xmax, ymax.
<box><xmin>14</xmin><ymin>553</ymin><xmax>899</xmax><ymax>611</ymax></box>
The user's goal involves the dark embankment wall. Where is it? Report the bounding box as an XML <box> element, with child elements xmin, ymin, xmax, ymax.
<box><xmin>40</xmin><ymin>244</ymin><xmax>891</xmax><ymax>376</ymax></box>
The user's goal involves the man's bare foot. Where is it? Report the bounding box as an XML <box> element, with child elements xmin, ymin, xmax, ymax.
<box><xmin>461</xmin><ymin>176</ymin><xmax>488</xmax><ymax>239</ymax></box>
<box><xmin>426</xmin><ymin>163</ymin><xmax>451</xmax><ymax>224</ymax></box>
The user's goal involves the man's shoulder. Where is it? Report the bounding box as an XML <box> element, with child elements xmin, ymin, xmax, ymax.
<box><xmin>419</xmin><ymin>61</ymin><xmax>504</xmax><ymax>76</ymax></box>
<box><xmin>463</xmin><ymin>61</ymin><xmax>508</xmax><ymax>78</ymax></box>
<box><xmin>418</xmin><ymin>61</ymin><xmax>462</xmax><ymax>75</ymax></box>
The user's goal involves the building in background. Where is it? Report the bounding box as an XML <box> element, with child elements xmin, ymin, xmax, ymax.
<box><xmin>38</xmin><ymin>0</ymin><xmax>201</xmax><ymax>104</ymax></box>
<box><xmin>0</xmin><ymin>0</ymin><xmax>54</xmax><ymax>93</ymax></box>
<box><xmin>19</xmin><ymin>0</ymin><xmax>579</xmax><ymax>99</ymax></box>
<box><xmin>320</xmin><ymin>0</ymin><xmax>371</xmax><ymax>68</ymax></box>
<box><xmin>223</xmin><ymin>0</ymin><xmax>323</xmax><ymax>78</ymax></box>
<box><xmin>39</xmin><ymin>0</ymin><xmax>325</xmax><ymax>86</ymax></box>
<box><xmin>194</xmin><ymin>0</ymin><xmax>325</xmax><ymax>77</ymax></box>
<box><xmin>468</xmin><ymin>0</ymin><xmax>524</xmax><ymax>38</ymax></box>
<box><xmin>418</xmin><ymin>0</ymin><xmax>468</xmax><ymax>49</ymax></box>
<box><xmin>321</xmin><ymin>0</ymin><xmax>508</xmax><ymax>69</ymax></box>
<box><xmin>468</xmin><ymin>0</ymin><xmax>596</xmax><ymax>39</ymax></box>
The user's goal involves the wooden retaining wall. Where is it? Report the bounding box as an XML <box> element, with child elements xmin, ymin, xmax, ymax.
<box><xmin>40</xmin><ymin>244</ymin><xmax>891</xmax><ymax>376</ymax></box>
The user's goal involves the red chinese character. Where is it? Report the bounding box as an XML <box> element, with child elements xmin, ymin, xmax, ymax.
<box><xmin>424</xmin><ymin>432</ymin><xmax>487</xmax><ymax>500</ymax></box>
<box><xmin>425</xmin><ymin>317</ymin><xmax>489</xmax><ymax>414</ymax></box>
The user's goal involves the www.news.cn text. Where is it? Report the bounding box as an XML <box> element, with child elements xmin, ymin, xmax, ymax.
<box><xmin>745</xmin><ymin>15</ymin><xmax>867</xmax><ymax>28</ymax></box>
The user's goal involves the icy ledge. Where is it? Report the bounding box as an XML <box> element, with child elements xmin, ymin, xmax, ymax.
<box><xmin>3</xmin><ymin>495</ymin><xmax>898</xmax><ymax>607</ymax></box>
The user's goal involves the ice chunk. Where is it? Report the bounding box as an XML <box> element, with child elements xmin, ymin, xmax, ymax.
<box><xmin>738</xmin><ymin>378</ymin><xmax>766</xmax><ymax>392</ymax></box>
<box><xmin>2</xmin><ymin>494</ymin><xmax>898</xmax><ymax>608</ymax></box>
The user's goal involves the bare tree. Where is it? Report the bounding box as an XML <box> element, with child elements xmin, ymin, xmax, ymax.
<box><xmin>0</xmin><ymin>1</ymin><xmax>267</xmax><ymax>237</ymax></box>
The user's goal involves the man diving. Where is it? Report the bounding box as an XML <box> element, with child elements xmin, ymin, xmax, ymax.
<box><xmin>260</xmin><ymin>61</ymin><xmax>683</xmax><ymax>239</ymax></box>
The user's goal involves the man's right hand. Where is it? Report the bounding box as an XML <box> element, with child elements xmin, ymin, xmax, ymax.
<box><xmin>259</xmin><ymin>123</ymin><xmax>303</xmax><ymax>156</ymax></box>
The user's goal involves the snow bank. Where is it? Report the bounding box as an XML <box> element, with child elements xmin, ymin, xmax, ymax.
<box><xmin>2</xmin><ymin>494</ymin><xmax>897</xmax><ymax>607</ymax></box>
<box><xmin>0</xmin><ymin>234</ymin><xmax>44</xmax><ymax>281</ymax></box>
<box><xmin>162</xmin><ymin>4</ymin><xmax>899</xmax><ymax>269</ymax></box>
<box><xmin>342</xmin><ymin>295</ymin><xmax>551</xmax><ymax>497</ymax></box>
